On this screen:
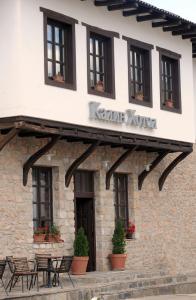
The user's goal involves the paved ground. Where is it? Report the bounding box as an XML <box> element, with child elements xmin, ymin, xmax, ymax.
<box><xmin>131</xmin><ymin>295</ymin><xmax>196</xmax><ymax>300</ymax></box>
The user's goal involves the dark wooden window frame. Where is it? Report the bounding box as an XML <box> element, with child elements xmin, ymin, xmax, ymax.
<box><xmin>157</xmin><ymin>46</ymin><xmax>182</xmax><ymax>114</ymax></box>
<box><xmin>32</xmin><ymin>166</ymin><xmax>53</xmax><ymax>231</ymax></box>
<box><xmin>40</xmin><ymin>7</ymin><xmax>77</xmax><ymax>90</ymax></box>
<box><xmin>123</xmin><ymin>36</ymin><xmax>153</xmax><ymax>108</ymax></box>
<box><xmin>83</xmin><ymin>23</ymin><xmax>119</xmax><ymax>100</ymax></box>
<box><xmin>114</xmin><ymin>173</ymin><xmax>129</xmax><ymax>229</ymax></box>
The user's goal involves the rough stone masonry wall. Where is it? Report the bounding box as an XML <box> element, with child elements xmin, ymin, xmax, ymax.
<box><xmin>0</xmin><ymin>135</ymin><xmax>195</xmax><ymax>275</ymax></box>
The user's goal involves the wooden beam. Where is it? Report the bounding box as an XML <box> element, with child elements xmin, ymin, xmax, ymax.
<box><xmin>158</xmin><ymin>151</ymin><xmax>192</xmax><ymax>191</ymax></box>
<box><xmin>108</xmin><ymin>1</ymin><xmax>138</xmax><ymax>11</ymax></box>
<box><xmin>23</xmin><ymin>135</ymin><xmax>60</xmax><ymax>186</ymax></box>
<box><xmin>172</xmin><ymin>28</ymin><xmax>196</xmax><ymax>36</ymax></box>
<box><xmin>0</xmin><ymin>128</ymin><xmax>20</xmax><ymax>151</ymax></box>
<box><xmin>123</xmin><ymin>8</ymin><xmax>152</xmax><ymax>17</ymax></box>
<box><xmin>94</xmin><ymin>0</ymin><xmax>122</xmax><ymax>6</ymax></box>
<box><xmin>65</xmin><ymin>140</ymin><xmax>100</xmax><ymax>187</ymax></box>
<box><xmin>137</xmin><ymin>13</ymin><xmax>166</xmax><ymax>22</ymax></box>
<box><xmin>138</xmin><ymin>151</ymin><xmax>169</xmax><ymax>190</ymax></box>
<box><xmin>182</xmin><ymin>33</ymin><xmax>196</xmax><ymax>39</ymax></box>
<box><xmin>152</xmin><ymin>20</ymin><xmax>181</xmax><ymax>28</ymax></box>
<box><xmin>163</xmin><ymin>24</ymin><xmax>190</xmax><ymax>32</ymax></box>
<box><xmin>106</xmin><ymin>146</ymin><xmax>138</xmax><ymax>190</ymax></box>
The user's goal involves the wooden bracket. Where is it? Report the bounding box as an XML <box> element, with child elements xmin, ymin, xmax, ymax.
<box><xmin>159</xmin><ymin>151</ymin><xmax>192</xmax><ymax>191</ymax></box>
<box><xmin>65</xmin><ymin>140</ymin><xmax>100</xmax><ymax>187</ymax></box>
<box><xmin>138</xmin><ymin>151</ymin><xmax>169</xmax><ymax>190</ymax></box>
<box><xmin>106</xmin><ymin>146</ymin><xmax>138</xmax><ymax>190</ymax></box>
<box><xmin>23</xmin><ymin>135</ymin><xmax>60</xmax><ymax>186</ymax></box>
<box><xmin>0</xmin><ymin>128</ymin><xmax>20</xmax><ymax>151</ymax></box>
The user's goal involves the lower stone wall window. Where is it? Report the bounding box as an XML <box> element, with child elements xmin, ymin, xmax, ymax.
<box><xmin>32</xmin><ymin>167</ymin><xmax>53</xmax><ymax>230</ymax></box>
<box><xmin>114</xmin><ymin>173</ymin><xmax>129</xmax><ymax>229</ymax></box>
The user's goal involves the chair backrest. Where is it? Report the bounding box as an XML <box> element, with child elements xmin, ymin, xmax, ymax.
<box><xmin>6</xmin><ymin>256</ymin><xmax>14</xmax><ymax>274</ymax></box>
<box><xmin>0</xmin><ymin>260</ymin><xmax>6</xmax><ymax>280</ymax></box>
<box><xmin>59</xmin><ymin>256</ymin><xmax>73</xmax><ymax>273</ymax></box>
<box><xmin>12</xmin><ymin>257</ymin><xmax>30</xmax><ymax>273</ymax></box>
<box><xmin>35</xmin><ymin>254</ymin><xmax>51</xmax><ymax>270</ymax></box>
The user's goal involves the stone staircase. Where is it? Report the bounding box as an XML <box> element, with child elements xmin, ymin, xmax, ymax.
<box><xmin>1</xmin><ymin>270</ymin><xmax>196</xmax><ymax>300</ymax></box>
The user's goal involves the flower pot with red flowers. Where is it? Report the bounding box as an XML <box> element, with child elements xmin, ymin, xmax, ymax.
<box><xmin>72</xmin><ymin>227</ymin><xmax>89</xmax><ymax>275</ymax></box>
<box><xmin>126</xmin><ymin>221</ymin><xmax>135</xmax><ymax>239</ymax></box>
<box><xmin>33</xmin><ymin>227</ymin><xmax>47</xmax><ymax>243</ymax></box>
<box><xmin>110</xmin><ymin>220</ymin><xmax>126</xmax><ymax>271</ymax></box>
<box><xmin>46</xmin><ymin>224</ymin><xmax>61</xmax><ymax>243</ymax></box>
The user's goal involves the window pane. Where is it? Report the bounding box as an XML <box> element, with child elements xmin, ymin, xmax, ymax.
<box><xmin>90</xmin><ymin>72</ymin><xmax>94</xmax><ymax>87</ymax></box>
<box><xmin>56</xmin><ymin>63</ymin><xmax>61</xmax><ymax>75</ymax></box>
<box><xmin>48</xmin><ymin>61</ymin><xmax>53</xmax><ymax>77</ymax></box>
<box><xmin>95</xmin><ymin>40</ymin><xmax>99</xmax><ymax>55</ymax></box>
<box><xmin>90</xmin><ymin>55</ymin><xmax>94</xmax><ymax>70</ymax></box>
<box><xmin>90</xmin><ymin>38</ymin><xmax>93</xmax><ymax>54</ymax></box>
<box><xmin>55</xmin><ymin>27</ymin><xmax>60</xmax><ymax>43</ymax></box>
<box><xmin>55</xmin><ymin>45</ymin><xmax>60</xmax><ymax>61</ymax></box>
<box><xmin>96</xmin><ymin>57</ymin><xmax>100</xmax><ymax>72</ymax></box>
<box><xmin>47</xmin><ymin>43</ymin><xmax>52</xmax><ymax>59</ymax></box>
<box><xmin>33</xmin><ymin>203</ymin><xmax>38</xmax><ymax>219</ymax></box>
<box><xmin>47</xmin><ymin>25</ymin><xmax>52</xmax><ymax>42</ymax></box>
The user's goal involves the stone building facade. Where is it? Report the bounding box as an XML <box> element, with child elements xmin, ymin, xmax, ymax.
<box><xmin>0</xmin><ymin>135</ymin><xmax>195</xmax><ymax>275</ymax></box>
<box><xmin>0</xmin><ymin>0</ymin><xmax>196</xmax><ymax>279</ymax></box>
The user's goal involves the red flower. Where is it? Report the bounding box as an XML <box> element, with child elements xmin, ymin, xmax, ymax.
<box><xmin>127</xmin><ymin>221</ymin><xmax>135</xmax><ymax>234</ymax></box>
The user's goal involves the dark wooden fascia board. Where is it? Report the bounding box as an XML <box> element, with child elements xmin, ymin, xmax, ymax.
<box><xmin>82</xmin><ymin>22</ymin><xmax>120</xmax><ymax>39</ymax></box>
<box><xmin>40</xmin><ymin>7</ymin><xmax>78</xmax><ymax>24</ymax></box>
<box><xmin>65</xmin><ymin>140</ymin><xmax>100</xmax><ymax>187</ymax></box>
<box><xmin>158</xmin><ymin>151</ymin><xmax>192</xmax><ymax>191</ymax></box>
<box><xmin>122</xmin><ymin>35</ymin><xmax>154</xmax><ymax>50</ymax></box>
<box><xmin>106</xmin><ymin>146</ymin><xmax>138</xmax><ymax>190</ymax></box>
<box><xmin>23</xmin><ymin>135</ymin><xmax>61</xmax><ymax>186</ymax></box>
<box><xmin>0</xmin><ymin>116</ymin><xmax>192</xmax><ymax>153</ymax></box>
<box><xmin>156</xmin><ymin>46</ymin><xmax>181</xmax><ymax>59</ymax></box>
<box><xmin>138</xmin><ymin>151</ymin><xmax>170</xmax><ymax>190</ymax></box>
<box><xmin>172</xmin><ymin>28</ymin><xmax>196</xmax><ymax>36</ymax></box>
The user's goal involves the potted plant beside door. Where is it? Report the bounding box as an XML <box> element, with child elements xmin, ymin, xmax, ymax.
<box><xmin>72</xmin><ymin>227</ymin><xmax>89</xmax><ymax>275</ymax></box>
<box><xmin>110</xmin><ymin>220</ymin><xmax>127</xmax><ymax>271</ymax></box>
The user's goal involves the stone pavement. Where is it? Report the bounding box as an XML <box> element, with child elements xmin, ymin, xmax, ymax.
<box><xmin>131</xmin><ymin>294</ymin><xmax>196</xmax><ymax>299</ymax></box>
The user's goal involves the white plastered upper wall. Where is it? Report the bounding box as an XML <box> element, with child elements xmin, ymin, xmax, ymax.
<box><xmin>0</xmin><ymin>0</ymin><xmax>195</xmax><ymax>143</ymax></box>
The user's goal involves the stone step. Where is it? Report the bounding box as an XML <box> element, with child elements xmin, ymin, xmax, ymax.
<box><xmin>1</xmin><ymin>273</ymin><xmax>196</xmax><ymax>300</ymax></box>
<box><xmin>73</xmin><ymin>270</ymin><xmax>169</xmax><ymax>285</ymax></box>
<box><xmin>100</xmin><ymin>280</ymin><xmax>196</xmax><ymax>300</ymax></box>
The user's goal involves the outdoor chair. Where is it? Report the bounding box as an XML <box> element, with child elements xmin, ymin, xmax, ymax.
<box><xmin>35</xmin><ymin>253</ymin><xmax>51</xmax><ymax>285</ymax></box>
<box><xmin>6</xmin><ymin>256</ymin><xmax>19</xmax><ymax>292</ymax></box>
<box><xmin>0</xmin><ymin>259</ymin><xmax>8</xmax><ymax>296</ymax></box>
<box><xmin>9</xmin><ymin>257</ymin><xmax>38</xmax><ymax>292</ymax></box>
<box><xmin>51</xmin><ymin>256</ymin><xmax>74</xmax><ymax>288</ymax></box>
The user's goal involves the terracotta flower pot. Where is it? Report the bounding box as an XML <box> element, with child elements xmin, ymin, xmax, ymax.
<box><xmin>46</xmin><ymin>234</ymin><xmax>57</xmax><ymax>243</ymax></box>
<box><xmin>165</xmin><ymin>99</ymin><xmax>174</xmax><ymax>108</ymax></box>
<box><xmin>33</xmin><ymin>234</ymin><xmax>46</xmax><ymax>243</ymax></box>
<box><xmin>71</xmin><ymin>256</ymin><xmax>89</xmax><ymax>275</ymax></box>
<box><xmin>110</xmin><ymin>254</ymin><xmax>127</xmax><ymax>271</ymax></box>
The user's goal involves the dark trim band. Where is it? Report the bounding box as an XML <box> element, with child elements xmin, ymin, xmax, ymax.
<box><xmin>82</xmin><ymin>22</ymin><xmax>120</xmax><ymax>39</ymax></box>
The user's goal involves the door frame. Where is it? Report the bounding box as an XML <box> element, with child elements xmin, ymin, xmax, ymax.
<box><xmin>74</xmin><ymin>170</ymin><xmax>96</xmax><ymax>271</ymax></box>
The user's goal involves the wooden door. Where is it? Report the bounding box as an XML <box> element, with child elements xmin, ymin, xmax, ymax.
<box><xmin>74</xmin><ymin>171</ymin><xmax>96</xmax><ymax>272</ymax></box>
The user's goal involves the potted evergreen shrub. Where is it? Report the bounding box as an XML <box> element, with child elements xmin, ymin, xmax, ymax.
<box><xmin>110</xmin><ymin>220</ymin><xmax>127</xmax><ymax>271</ymax></box>
<box><xmin>72</xmin><ymin>227</ymin><xmax>89</xmax><ymax>275</ymax></box>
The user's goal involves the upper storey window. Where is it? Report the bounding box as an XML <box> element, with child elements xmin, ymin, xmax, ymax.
<box><xmin>123</xmin><ymin>37</ymin><xmax>153</xmax><ymax>107</ymax></box>
<box><xmin>40</xmin><ymin>7</ymin><xmax>77</xmax><ymax>90</ymax></box>
<box><xmin>157</xmin><ymin>47</ymin><xmax>181</xmax><ymax>113</ymax></box>
<box><xmin>84</xmin><ymin>24</ymin><xmax>119</xmax><ymax>99</ymax></box>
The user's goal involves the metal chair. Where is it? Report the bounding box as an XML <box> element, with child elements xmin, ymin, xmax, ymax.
<box><xmin>35</xmin><ymin>253</ymin><xmax>51</xmax><ymax>285</ymax></box>
<box><xmin>51</xmin><ymin>256</ymin><xmax>74</xmax><ymax>288</ymax></box>
<box><xmin>0</xmin><ymin>260</ymin><xmax>8</xmax><ymax>295</ymax></box>
<box><xmin>9</xmin><ymin>257</ymin><xmax>38</xmax><ymax>292</ymax></box>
